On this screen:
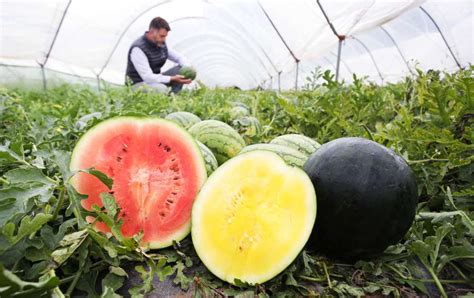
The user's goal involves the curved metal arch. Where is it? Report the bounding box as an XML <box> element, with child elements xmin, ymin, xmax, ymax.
<box><xmin>97</xmin><ymin>0</ymin><xmax>280</xmax><ymax>79</ymax></box>
<box><xmin>196</xmin><ymin>63</ymin><xmax>256</xmax><ymax>87</ymax></box>
<box><xmin>181</xmin><ymin>21</ymin><xmax>275</xmax><ymax>77</ymax></box>
<box><xmin>188</xmin><ymin>55</ymin><xmax>262</xmax><ymax>85</ymax></box>
<box><xmin>0</xmin><ymin>62</ymin><xmax>96</xmax><ymax>81</ymax></box>
<box><xmin>419</xmin><ymin>6</ymin><xmax>462</xmax><ymax>69</ymax></box>
<box><xmin>198</xmin><ymin>65</ymin><xmax>249</xmax><ymax>83</ymax></box>
<box><xmin>38</xmin><ymin>0</ymin><xmax>73</xmax><ymax>90</ymax></box>
<box><xmin>351</xmin><ymin>37</ymin><xmax>384</xmax><ymax>82</ymax></box>
<box><xmin>379</xmin><ymin>26</ymin><xmax>414</xmax><ymax>75</ymax></box>
<box><xmin>315</xmin><ymin>0</ymin><xmax>348</xmax><ymax>82</ymax></box>
<box><xmin>345</xmin><ymin>1</ymin><xmax>376</xmax><ymax>36</ymax></box>
<box><xmin>175</xmin><ymin>37</ymin><xmax>259</xmax><ymax>67</ymax></box>
<box><xmin>44</xmin><ymin>67</ymin><xmax>97</xmax><ymax>82</ymax></box>
<box><xmin>316</xmin><ymin>0</ymin><xmax>339</xmax><ymax>37</ymax></box>
<box><xmin>182</xmin><ymin>55</ymin><xmax>258</xmax><ymax>86</ymax></box>
<box><xmin>188</xmin><ymin>56</ymin><xmax>246</xmax><ymax>73</ymax></box>
<box><xmin>196</xmin><ymin>69</ymin><xmax>249</xmax><ymax>87</ymax></box>
<box><xmin>175</xmin><ymin>40</ymin><xmax>263</xmax><ymax>76</ymax></box>
<box><xmin>257</xmin><ymin>1</ymin><xmax>299</xmax><ymax>64</ymax></box>
<box><xmin>42</xmin><ymin>0</ymin><xmax>73</xmax><ymax>67</ymax></box>
<box><xmin>96</xmin><ymin>0</ymin><xmax>171</xmax><ymax>77</ymax></box>
<box><xmin>201</xmin><ymin>0</ymin><xmax>280</xmax><ymax>73</ymax></box>
<box><xmin>1</xmin><ymin>62</ymin><xmax>120</xmax><ymax>88</ymax></box>
<box><xmin>171</xmin><ymin>31</ymin><xmax>274</xmax><ymax>78</ymax></box>
<box><xmin>0</xmin><ymin>64</ymin><xmax>18</xmax><ymax>77</ymax></box>
<box><xmin>198</xmin><ymin>64</ymin><xmax>249</xmax><ymax>79</ymax></box>
<box><xmin>322</xmin><ymin>57</ymin><xmax>337</xmax><ymax>72</ymax></box>
<box><xmin>179</xmin><ymin>50</ymin><xmax>264</xmax><ymax>85</ymax></box>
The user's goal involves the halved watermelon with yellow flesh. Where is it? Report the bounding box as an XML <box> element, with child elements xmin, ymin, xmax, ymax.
<box><xmin>192</xmin><ymin>151</ymin><xmax>316</xmax><ymax>285</ymax></box>
<box><xmin>70</xmin><ymin>117</ymin><xmax>207</xmax><ymax>249</ymax></box>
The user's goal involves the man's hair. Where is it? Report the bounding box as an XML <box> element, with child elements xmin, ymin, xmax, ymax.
<box><xmin>149</xmin><ymin>17</ymin><xmax>171</xmax><ymax>31</ymax></box>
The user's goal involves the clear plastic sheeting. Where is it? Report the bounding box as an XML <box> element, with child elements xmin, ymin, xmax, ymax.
<box><xmin>0</xmin><ymin>0</ymin><xmax>472</xmax><ymax>90</ymax></box>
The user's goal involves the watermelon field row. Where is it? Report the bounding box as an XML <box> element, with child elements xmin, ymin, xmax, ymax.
<box><xmin>0</xmin><ymin>68</ymin><xmax>473</xmax><ymax>297</ymax></box>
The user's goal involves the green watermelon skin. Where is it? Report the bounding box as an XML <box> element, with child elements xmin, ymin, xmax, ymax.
<box><xmin>179</xmin><ymin>66</ymin><xmax>197</xmax><ymax>80</ymax></box>
<box><xmin>239</xmin><ymin>143</ymin><xmax>308</xmax><ymax>168</ymax></box>
<box><xmin>303</xmin><ymin>137</ymin><xmax>418</xmax><ymax>259</ymax></box>
<box><xmin>232</xmin><ymin>116</ymin><xmax>262</xmax><ymax>138</ymax></box>
<box><xmin>165</xmin><ymin>111</ymin><xmax>201</xmax><ymax>129</ymax></box>
<box><xmin>196</xmin><ymin>141</ymin><xmax>218</xmax><ymax>175</ymax></box>
<box><xmin>189</xmin><ymin>120</ymin><xmax>246</xmax><ymax>165</ymax></box>
<box><xmin>270</xmin><ymin>134</ymin><xmax>321</xmax><ymax>156</ymax></box>
<box><xmin>229</xmin><ymin>106</ymin><xmax>250</xmax><ymax>120</ymax></box>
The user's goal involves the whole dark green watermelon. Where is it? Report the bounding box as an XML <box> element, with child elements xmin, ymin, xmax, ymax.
<box><xmin>303</xmin><ymin>137</ymin><xmax>418</xmax><ymax>259</ymax></box>
<box><xmin>179</xmin><ymin>66</ymin><xmax>197</xmax><ymax>80</ymax></box>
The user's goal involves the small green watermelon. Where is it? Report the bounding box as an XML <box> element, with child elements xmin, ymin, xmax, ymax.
<box><xmin>179</xmin><ymin>66</ymin><xmax>197</xmax><ymax>80</ymax></box>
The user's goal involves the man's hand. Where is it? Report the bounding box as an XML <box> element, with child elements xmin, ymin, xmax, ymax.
<box><xmin>170</xmin><ymin>75</ymin><xmax>192</xmax><ymax>84</ymax></box>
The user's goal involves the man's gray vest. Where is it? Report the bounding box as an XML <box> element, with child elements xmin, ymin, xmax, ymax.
<box><xmin>126</xmin><ymin>33</ymin><xmax>168</xmax><ymax>84</ymax></box>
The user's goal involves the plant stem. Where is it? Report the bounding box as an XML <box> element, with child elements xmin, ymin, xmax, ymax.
<box><xmin>427</xmin><ymin>266</ymin><xmax>447</xmax><ymax>298</ymax></box>
<box><xmin>298</xmin><ymin>275</ymin><xmax>326</xmax><ymax>282</ymax></box>
<box><xmin>46</xmin><ymin>175</ymin><xmax>59</xmax><ymax>185</ymax></box>
<box><xmin>386</xmin><ymin>264</ymin><xmax>410</xmax><ymax>279</ymax></box>
<box><xmin>59</xmin><ymin>275</ymin><xmax>76</xmax><ymax>285</ymax></box>
<box><xmin>416</xmin><ymin>279</ymin><xmax>467</xmax><ymax>284</ymax></box>
<box><xmin>448</xmin><ymin>262</ymin><xmax>468</xmax><ymax>281</ymax></box>
<box><xmin>416</xmin><ymin>211</ymin><xmax>460</xmax><ymax>221</ymax></box>
<box><xmin>407</xmin><ymin>158</ymin><xmax>449</xmax><ymax>164</ymax></box>
<box><xmin>60</xmin><ymin>262</ymin><xmax>107</xmax><ymax>285</ymax></box>
<box><xmin>52</xmin><ymin>187</ymin><xmax>66</xmax><ymax>221</ymax></box>
<box><xmin>362</xmin><ymin>124</ymin><xmax>374</xmax><ymax>141</ymax></box>
<box><xmin>322</xmin><ymin>261</ymin><xmax>332</xmax><ymax>288</ymax></box>
<box><xmin>65</xmin><ymin>264</ymin><xmax>85</xmax><ymax>297</ymax></box>
<box><xmin>11</xmin><ymin>259</ymin><xmax>20</xmax><ymax>273</ymax></box>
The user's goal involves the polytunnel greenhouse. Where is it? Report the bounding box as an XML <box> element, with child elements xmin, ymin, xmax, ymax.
<box><xmin>0</xmin><ymin>0</ymin><xmax>473</xmax><ymax>297</ymax></box>
<box><xmin>1</xmin><ymin>0</ymin><xmax>472</xmax><ymax>89</ymax></box>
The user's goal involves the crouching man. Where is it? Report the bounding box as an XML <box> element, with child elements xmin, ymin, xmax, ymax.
<box><xmin>126</xmin><ymin>17</ymin><xmax>192</xmax><ymax>94</ymax></box>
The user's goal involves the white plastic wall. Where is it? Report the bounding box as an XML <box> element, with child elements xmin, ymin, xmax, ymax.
<box><xmin>0</xmin><ymin>0</ymin><xmax>472</xmax><ymax>90</ymax></box>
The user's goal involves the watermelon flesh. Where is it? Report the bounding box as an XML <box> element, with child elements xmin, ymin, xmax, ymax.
<box><xmin>192</xmin><ymin>151</ymin><xmax>316</xmax><ymax>285</ymax></box>
<box><xmin>70</xmin><ymin>117</ymin><xmax>207</xmax><ymax>249</ymax></box>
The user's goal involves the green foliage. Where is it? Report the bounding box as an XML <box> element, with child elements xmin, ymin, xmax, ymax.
<box><xmin>0</xmin><ymin>67</ymin><xmax>472</xmax><ymax>296</ymax></box>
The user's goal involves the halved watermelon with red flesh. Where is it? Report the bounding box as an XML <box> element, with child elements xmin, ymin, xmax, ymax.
<box><xmin>70</xmin><ymin>117</ymin><xmax>207</xmax><ymax>249</ymax></box>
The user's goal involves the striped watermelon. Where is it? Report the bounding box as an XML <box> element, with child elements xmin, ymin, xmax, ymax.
<box><xmin>230</xmin><ymin>101</ymin><xmax>250</xmax><ymax>109</ymax></box>
<box><xmin>229</xmin><ymin>106</ymin><xmax>250</xmax><ymax>120</ymax></box>
<box><xmin>232</xmin><ymin>116</ymin><xmax>262</xmax><ymax>138</ymax></box>
<box><xmin>179</xmin><ymin>66</ymin><xmax>197</xmax><ymax>80</ymax></box>
<box><xmin>270</xmin><ymin>134</ymin><xmax>321</xmax><ymax>156</ymax></box>
<box><xmin>196</xmin><ymin>141</ymin><xmax>218</xmax><ymax>175</ymax></box>
<box><xmin>239</xmin><ymin>144</ymin><xmax>308</xmax><ymax>168</ymax></box>
<box><xmin>165</xmin><ymin>111</ymin><xmax>201</xmax><ymax>129</ymax></box>
<box><xmin>189</xmin><ymin>120</ymin><xmax>246</xmax><ymax>165</ymax></box>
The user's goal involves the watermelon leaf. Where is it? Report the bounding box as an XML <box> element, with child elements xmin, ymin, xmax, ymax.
<box><xmin>51</xmin><ymin>229</ymin><xmax>88</xmax><ymax>267</ymax></box>
<box><xmin>1</xmin><ymin>213</ymin><xmax>52</xmax><ymax>252</ymax></box>
<box><xmin>0</xmin><ymin>264</ymin><xmax>60</xmax><ymax>297</ymax></box>
<box><xmin>0</xmin><ymin>141</ymin><xmax>25</xmax><ymax>165</ymax></box>
<box><xmin>1</xmin><ymin>68</ymin><xmax>473</xmax><ymax>296</ymax></box>
<box><xmin>101</xmin><ymin>268</ymin><xmax>125</xmax><ymax>296</ymax></box>
<box><xmin>81</xmin><ymin>168</ymin><xmax>114</xmax><ymax>190</ymax></box>
<box><xmin>129</xmin><ymin>260</ymin><xmax>158</xmax><ymax>297</ymax></box>
<box><xmin>172</xmin><ymin>261</ymin><xmax>193</xmax><ymax>290</ymax></box>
